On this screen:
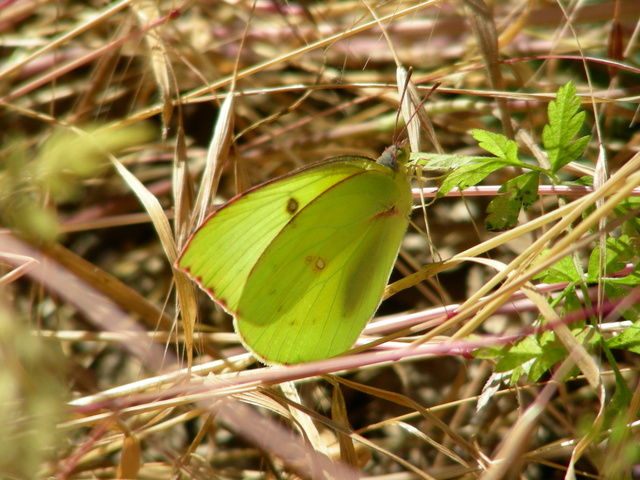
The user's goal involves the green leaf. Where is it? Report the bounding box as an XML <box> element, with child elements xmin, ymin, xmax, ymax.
<box><xmin>561</xmin><ymin>176</ymin><xmax>594</xmax><ymax>187</ymax></box>
<box><xmin>437</xmin><ymin>159</ymin><xmax>515</xmax><ymax>197</ymax></box>
<box><xmin>542</xmin><ymin>81</ymin><xmax>590</xmax><ymax>173</ymax></box>
<box><xmin>606</xmin><ymin>320</ymin><xmax>640</xmax><ymax>354</ymax></box>
<box><xmin>485</xmin><ymin>195</ymin><xmax>519</xmax><ymax>231</ymax></box>
<box><xmin>532</xmin><ymin>252</ymin><xmax>582</xmax><ymax>283</ymax></box>
<box><xmin>528</xmin><ymin>342</ymin><xmax>567</xmax><ymax>382</ymax></box>
<box><xmin>485</xmin><ymin>171</ymin><xmax>540</xmax><ymax>230</ymax></box>
<box><xmin>492</xmin><ymin>332</ymin><xmax>569</xmax><ymax>384</ymax></box>
<box><xmin>607</xmin><ymin>263</ymin><xmax>640</xmax><ymax>287</ymax></box>
<box><xmin>478</xmin><ymin>326</ymin><xmax>599</xmax><ymax>385</ymax></box>
<box><xmin>586</xmin><ymin>237</ymin><xmax>640</xmax><ymax>321</ymax></box>
<box><xmin>508</xmin><ymin>365</ymin><xmax>528</xmax><ymax>385</ymax></box>
<box><xmin>410</xmin><ymin>153</ymin><xmax>493</xmax><ymax>170</ymax></box>
<box><xmin>587</xmin><ymin>236</ymin><xmax>635</xmax><ymax>282</ymax></box>
<box><xmin>560</xmin><ymin>136</ymin><xmax>590</xmax><ymax>170</ymax></box>
<box><xmin>615</xmin><ymin>197</ymin><xmax>640</xmax><ymax>236</ymax></box>
<box><xmin>493</xmin><ymin>337</ymin><xmax>542</xmax><ymax>372</ymax></box>
<box><xmin>559</xmin><ymin>289</ymin><xmax>584</xmax><ymax>318</ymax></box>
<box><xmin>530</xmin><ymin>327</ymin><xmax>598</xmax><ymax>382</ymax></box>
<box><xmin>472</xmin><ymin>129</ymin><xmax>521</xmax><ymax>163</ymax></box>
<box><xmin>473</xmin><ymin>344</ymin><xmax>508</xmax><ymax>360</ymax></box>
<box><xmin>603</xmin><ymin>283</ymin><xmax>640</xmax><ymax>321</ymax></box>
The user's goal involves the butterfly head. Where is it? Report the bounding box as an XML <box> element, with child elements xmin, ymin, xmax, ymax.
<box><xmin>375</xmin><ymin>142</ymin><xmax>408</xmax><ymax>172</ymax></box>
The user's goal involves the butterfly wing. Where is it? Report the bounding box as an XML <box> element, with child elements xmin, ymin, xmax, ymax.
<box><xmin>178</xmin><ymin>158</ymin><xmax>381</xmax><ymax>313</ymax></box>
<box><xmin>236</xmin><ymin>159</ymin><xmax>413</xmax><ymax>364</ymax></box>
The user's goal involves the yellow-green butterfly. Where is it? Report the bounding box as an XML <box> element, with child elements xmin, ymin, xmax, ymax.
<box><xmin>177</xmin><ymin>145</ymin><xmax>413</xmax><ymax>364</ymax></box>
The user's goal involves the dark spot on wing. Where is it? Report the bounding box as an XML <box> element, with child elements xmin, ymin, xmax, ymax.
<box><xmin>314</xmin><ymin>257</ymin><xmax>326</xmax><ymax>271</ymax></box>
<box><xmin>286</xmin><ymin>197</ymin><xmax>299</xmax><ymax>215</ymax></box>
<box><xmin>305</xmin><ymin>255</ymin><xmax>326</xmax><ymax>271</ymax></box>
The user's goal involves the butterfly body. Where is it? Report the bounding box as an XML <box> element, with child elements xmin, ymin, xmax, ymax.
<box><xmin>178</xmin><ymin>146</ymin><xmax>412</xmax><ymax>364</ymax></box>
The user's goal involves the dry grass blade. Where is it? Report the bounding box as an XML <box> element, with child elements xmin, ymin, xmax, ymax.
<box><xmin>190</xmin><ymin>93</ymin><xmax>235</xmax><ymax>229</ymax></box>
<box><xmin>0</xmin><ymin>252</ymin><xmax>39</xmax><ymax>286</ymax></box>
<box><xmin>94</xmin><ymin>127</ymin><xmax>200</xmax><ymax>367</ymax></box>
<box><xmin>1</xmin><ymin>234</ymin><xmax>171</xmax><ymax>364</ymax></box>
<box><xmin>42</xmin><ymin>242</ymin><xmax>174</xmax><ymax>331</ymax></box>
<box><xmin>329</xmin><ymin>380</ymin><xmax>361</xmax><ymax>468</ymax></box>
<box><xmin>132</xmin><ymin>0</ymin><xmax>176</xmax><ymax>132</ymax></box>
<box><xmin>461</xmin><ymin>0</ymin><xmax>514</xmax><ymax>139</ymax></box>
<box><xmin>480</xmin><ymin>356</ymin><xmax>578</xmax><ymax>480</ymax></box>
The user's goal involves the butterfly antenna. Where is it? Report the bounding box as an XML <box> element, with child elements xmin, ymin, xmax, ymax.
<box><xmin>393</xmin><ymin>66</ymin><xmax>414</xmax><ymax>145</ymax></box>
<box><xmin>362</xmin><ymin>0</ymin><xmax>403</xmax><ymax>67</ymax></box>
<box><xmin>361</xmin><ymin>0</ymin><xmax>407</xmax><ymax>145</ymax></box>
<box><xmin>396</xmin><ymin>77</ymin><xmax>441</xmax><ymax>150</ymax></box>
<box><xmin>361</xmin><ymin>1</ymin><xmax>440</xmax><ymax>151</ymax></box>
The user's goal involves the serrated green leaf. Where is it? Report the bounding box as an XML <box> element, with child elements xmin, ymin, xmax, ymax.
<box><xmin>532</xmin><ymin>252</ymin><xmax>581</xmax><ymax>283</ymax></box>
<box><xmin>472</xmin><ymin>129</ymin><xmax>521</xmax><ymax>163</ymax></box>
<box><xmin>494</xmin><ymin>337</ymin><xmax>542</xmax><ymax>372</ymax></box>
<box><xmin>528</xmin><ymin>343</ymin><xmax>567</xmax><ymax>382</ymax></box>
<box><xmin>485</xmin><ymin>195</ymin><xmax>519</xmax><ymax>231</ymax></box>
<box><xmin>587</xmin><ymin>236</ymin><xmax>634</xmax><ymax>282</ymax></box>
<box><xmin>561</xmin><ymin>135</ymin><xmax>590</xmax><ymax>167</ymax></box>
<box><xmin>485</xmin><ymin>171</ymin><xmax>540</xmax><ymax>230</ymax></box>
<box><xmin>542</xmin><ymin>81</ymin><xmax>590</xmax><ymax>173</ymax></box>
<box><xmin>437</xmin><ymin>159</ymin><xmax>514</xmax><ymax>197</ymax></box>
<box><xmin>509</xmin><ymin>364</ymin><xmax>528</xmax><ymax>385</ymax></box>
<box><xmin>410</xmin><ymin>153</ymin><xmax>492</xmax><ymax>170</ymax></box>
<box><xmin>564</xmin><ymin>110</ymin><xmax>585</xmax><ymax>140</ymax></box>
<box><xmin>607</xmin><ymin>320</ymin><xmax>640</xmax><ymax>353</ymax></box>
<box><xmin>616</xmin><ymin>197</ymin><xmax>640</xmax><ymax>236</ymax></box>
<box><xmin>604</xmin><ymin>283</ymin><xmax>640</xmax><ymax>321</ymax></box>
<box><xmin>559</xmin><ymin>289</ymin><xmax>584</xmax><ymax>317</ymax></box>
<box><xmin>538</xmin><ymin>328</ymin><xmax>556</xmax><ymax>346</ymax></box>
<box><xmin>473</xmin><ymin>344</ymin><xmax>507</xmax><ymax>360</ymax></box>
<box><xmin>513</xmin><ymin>171</ymin><xmax>539</xmax><ymax>209</ymax></box>
<box><xmin>529</xmin><ymin>327</ymin><xmax>597</xmax><ymax>382</ymax></box>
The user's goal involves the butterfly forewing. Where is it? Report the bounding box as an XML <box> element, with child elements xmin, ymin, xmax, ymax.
<box><xmin>178</xmin><ymin>158</ymin><xmax>380</xmax><ymax>313</ymax></box>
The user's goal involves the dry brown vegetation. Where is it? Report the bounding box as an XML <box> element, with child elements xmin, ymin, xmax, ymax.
<box><xmin>1</xmin><ymin>0</ymin><xmax>640</xmax><ymax>479</ymax></box>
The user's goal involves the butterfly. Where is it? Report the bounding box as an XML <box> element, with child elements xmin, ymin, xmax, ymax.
<box><xmin>177</xmin><ymin>145</ymin><xmax>413</xmax><ymax>364</ymax></box>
